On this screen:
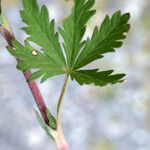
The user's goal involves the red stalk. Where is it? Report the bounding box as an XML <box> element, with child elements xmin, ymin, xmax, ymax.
<box><xmin>0</xmin><ymin>19</ymin><xmax>49</xmax><ymax>125</ymax></box>
<box><xmin>23</xmin><ymin>71</ymin><xmax>49</xmax><ymax>124</ymax></box>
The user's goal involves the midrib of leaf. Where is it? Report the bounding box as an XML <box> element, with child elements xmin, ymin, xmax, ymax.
<box><xmin>70</xmin><ymin>6</ymin><xmax>85</xmax><ymax>67</ymax></box>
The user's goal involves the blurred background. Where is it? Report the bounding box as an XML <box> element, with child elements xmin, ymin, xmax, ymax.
<box><xmin>0</xmin><ymin>0</ymin><xmax>150</xmax><ymax>150</ymax></box>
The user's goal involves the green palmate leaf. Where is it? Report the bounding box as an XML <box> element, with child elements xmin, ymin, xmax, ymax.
<box><xmin>8</xmin><ymin>0</ymin><xmax>130</xmax><ymax>87</ymax></box>
<box><xmin>8</xmin><ymin>40</ymin><xmax>65</xmax><ymax>82</ymax></box>
<box><xmin>73</xmin><ymin>11</ymin><xmax>130</xmax><ymax>69</ymax></box>
<box><xmin>59</xmin><ymin>0</ymin><xmax>96</xmax><ymax>67</ymax></box>
<box><xmin>21</xmin><ymin>0</ymin><xmax>66</xmax><ymax>68</ymax></box>
<box><xmin>71</xmin><ymin>69</ymin><xmax>126</xmax><ymax>86</ymax></box>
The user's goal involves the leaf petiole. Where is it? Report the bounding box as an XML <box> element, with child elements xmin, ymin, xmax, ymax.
<box><xmin>57</xmin><ymin>74</ymin><xmax>69</xmax><ymax>130</ymax></box>
<box><xmin>56</xmin><ymin>74</ymin><xmax>70</xmax><ymax>150</ymax></box>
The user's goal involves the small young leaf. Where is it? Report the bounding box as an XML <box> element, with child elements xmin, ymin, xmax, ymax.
<box><xmin>34</xmin><ymin>110</ymin><xmax>56</xmax><ymax>140</ymax></box>
<box><xmin>46</xmin><ymin>108</ymin><xmax>57</xmax><ymax>130</ymax></box>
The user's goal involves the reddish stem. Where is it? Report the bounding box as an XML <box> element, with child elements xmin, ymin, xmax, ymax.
<box><xmin>23</xmin><ymin>71</ymin><xmax>49</xmax><ymax>124</ymax></box>
<box><xmin>0</xmin><ymin>24</ymin><xmax>49</xmax><ymax>125</ymax></box>
<box><xmin>1</xmin><ymin>28</ymin><xmax>15</xmax><ymax>46</ymax></box>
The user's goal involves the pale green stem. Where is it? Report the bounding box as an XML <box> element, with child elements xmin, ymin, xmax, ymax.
<box><xmin>57</xmin><ymin>74</ymin><xmax>69</xmax><ymax>130</ymax></box>
<box><xmin>55</xmin><ymin>74</ymin><xmax>69</xmax><ymax>150</ymax></box>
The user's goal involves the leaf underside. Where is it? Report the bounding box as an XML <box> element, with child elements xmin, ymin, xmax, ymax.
<box><xmin>8</xmin><ymin>0</ymin><xmax>130</xmax><ymax>86</ymax></box>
